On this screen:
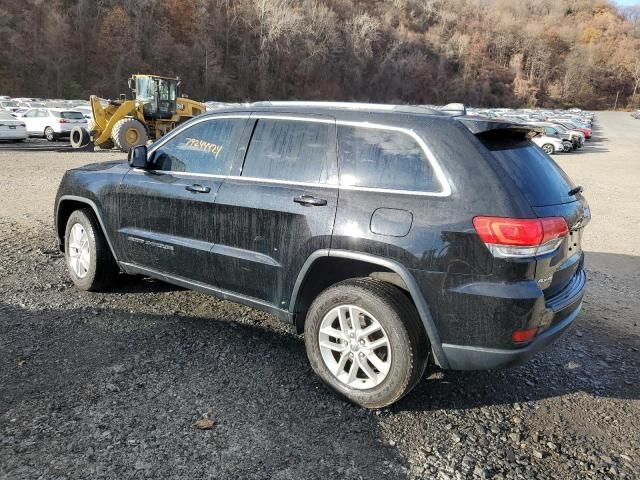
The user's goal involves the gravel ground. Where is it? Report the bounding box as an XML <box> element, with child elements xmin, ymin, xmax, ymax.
<box><xmin>1</xmin><ymin>113</ymin><xmax>639</xmax><ymax>479</ymax></box>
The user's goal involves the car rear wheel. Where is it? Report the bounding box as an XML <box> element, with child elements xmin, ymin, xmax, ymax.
<box><xmin>542</xmin><ymin>143</ymin><xmax>554</xmax><ymax>154</ymax></box>
<box><xmin>304</xmin><ymin>278</ymin><xmax>429</xmax><ymax>408</ymax></box>
<box><xmin>64</xmin><ymin>208</ymin><xmax>119</xmax><ymax>291</ymax></box>
<box><xmin>44</xmin><ymin>127</ymin><xmax>57</xmax><ymax>142</ymax></box>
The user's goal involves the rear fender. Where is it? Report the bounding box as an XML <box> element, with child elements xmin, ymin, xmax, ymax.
<box><xmin>290</xmin><ymin>249</ymin><xmax>449</xmax><ymax>368</ymax></box>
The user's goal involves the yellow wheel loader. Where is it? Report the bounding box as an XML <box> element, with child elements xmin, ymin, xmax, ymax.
<box><xmin>71</xmin><ymin>74</ymin><xmax>205</xmax><ymax>152</ymax></box>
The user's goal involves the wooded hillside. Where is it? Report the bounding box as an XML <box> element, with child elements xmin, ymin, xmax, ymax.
<box><xmin>1</xmin><ymin>0</ymin><xmax>639</xmax><ymax>109</ymax></box>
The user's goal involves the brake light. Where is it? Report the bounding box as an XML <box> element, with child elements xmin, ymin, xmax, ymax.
<box><xmin>59</xmin><ymin>119</ymin><xmax>69</xmax><ymax>123</ymax></box>
<box><xmin>512</xmin><ymin>327</ymin><xmax>538</xmax><ymax>344</ymax></box>
<box><xmin>473</xmin><ymin>216</ymin><xmax>568</xmax><ymax>258</ymax></box>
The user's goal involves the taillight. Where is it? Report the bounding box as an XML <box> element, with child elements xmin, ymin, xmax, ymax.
<box><xmin>59</xmin><ymin>119</ymin><xmax>69</xmax><ymax>123</ymax></box>
<box><xmin>512</xmin><ymin>327</ymin><xmax>538</xmax><ymax>345</ymax></box>
<box><xmin>473</xmin><ymin>216</ymin><xmax>568</xmax><ymax>258</ymax></box>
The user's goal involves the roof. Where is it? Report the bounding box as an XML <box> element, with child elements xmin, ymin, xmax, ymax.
<box><xmin>202</xmin><ymin>101</ymin><xmax>449</xmax><ymax>121</ymax></box>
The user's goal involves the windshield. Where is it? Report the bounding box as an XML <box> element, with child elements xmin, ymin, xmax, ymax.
<box><xmin>1</xmin><ymin>101</ymin><xmax>19</xmax><ymax>108</ymax></box>
<box><xmin>135</xmin><ymin>77</ymin><xmax>155</xmax><ymax>103</ymax></box>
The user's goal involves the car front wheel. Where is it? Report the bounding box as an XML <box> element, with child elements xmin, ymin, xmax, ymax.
<box><xmin>304</xmin><ymin>278</ymin><xmax>429</xmax><ymax>408</ymax></box>
<box><xmin>542</xmin><ymin>143</ymin><xmax>554</xmax><ymax>154</ymax></box>
<box><xmin>64</xmin><ymin>208</ymin><xmax>118</xmax><ymax>291</ymax></box>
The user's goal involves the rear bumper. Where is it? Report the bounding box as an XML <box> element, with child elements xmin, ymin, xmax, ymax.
<box><xmin>441</xmin><ymin>302</ymin><xmax>581</xmax><ymax>370</ymax></box>
<box><xmin>0</xmin><ymin>127</ymin><xmax>27</xmax><ymax>140</ymax></box>
<box><xmin>56</xmin><ymin>124</ymin><xmax>87</xmax><ymax>134</ymax></box>
<box><xmin>440</xmin><ymin>268</ymin><xmax>585</xmax><ymax>370</ymax></box>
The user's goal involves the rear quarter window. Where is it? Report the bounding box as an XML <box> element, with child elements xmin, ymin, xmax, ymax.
<box><xmin>337</xmin><ymin>126</ymin><xmax>438</xmax><ymax>192</ymax></box>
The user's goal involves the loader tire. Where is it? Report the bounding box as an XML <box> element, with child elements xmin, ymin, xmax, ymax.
<box><xmin>111</xmin><ymin>118</ymin><xmax>148</xmax><ymax>153</ymax></box>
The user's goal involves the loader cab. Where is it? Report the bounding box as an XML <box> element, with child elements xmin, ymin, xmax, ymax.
<box><xmin>130</xmin><ymin>75</ymin><xmax>178</xmax><ymax>120</ymax></box>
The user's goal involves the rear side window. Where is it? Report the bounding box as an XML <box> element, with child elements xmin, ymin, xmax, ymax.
<box><xmin>152</xmin><ymin>118</ymin><xmax>244</xmax><ymax>175</ymax></box>
<box><xmin>242</xmin><ymin>119</ymin><xmax>333</xmax><ymax>183</ymax></box>
<box><xmin>478</xmin><ymin>132</ymin><xmax>576</xmax><ymax>206</ymax></box>
<box><xmin>337</xmin><ymin>126</ymin><xmax>437</xmax><ymax>192</ymax></box>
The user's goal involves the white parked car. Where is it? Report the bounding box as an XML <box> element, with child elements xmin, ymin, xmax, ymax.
<box><xmin>20</xmin><ymin>108</ymin><xmax>88</xmax><ymax>141</ymax></box>
<box><xmin>531</xmin><ymin>133</ymin><xmax>565</xmax><ymax>154</ymax></box>
<box><xmin>1</xmin><ymin>100</ymin><xmax>22</xmax><ymax>113</ymax></box>
<box><xmin>0</xmin><ymin>110</ymin><xmax>27</xmax><ymax>141</ymax></box>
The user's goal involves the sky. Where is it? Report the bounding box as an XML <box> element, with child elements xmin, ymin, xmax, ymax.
<box><xmin>615</xmin><ymin>0</ymin><xmax>640</xmax><ymax>5</ymax></box>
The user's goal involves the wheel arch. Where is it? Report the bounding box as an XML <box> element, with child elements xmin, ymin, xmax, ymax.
<box><xmin>55</xmin><ymin>195</ymin><xmax>120</xmax><ymax>262</ymax></box>
<box><xmin>290</xmin><ymin>249</ymin><xmax>448</xmax><ymax>368</ymax></box>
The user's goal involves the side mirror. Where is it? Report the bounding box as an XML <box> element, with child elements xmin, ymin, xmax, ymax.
<box><xmin>128</xmin><ymin>145</ymin><xmax>148</xmax><ymax>168</ymax></box>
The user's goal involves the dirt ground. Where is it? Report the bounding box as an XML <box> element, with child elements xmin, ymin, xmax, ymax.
<box><xmin>0</xmin><ymin>112</ymin><xmax>638</xmax><ymax>479</ymax></box>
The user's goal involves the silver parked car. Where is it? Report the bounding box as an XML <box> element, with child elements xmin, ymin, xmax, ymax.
<box><xmin>0</xmin><ymin>110</ymin><xmax>27</xmax><ymax>141</ymax></box>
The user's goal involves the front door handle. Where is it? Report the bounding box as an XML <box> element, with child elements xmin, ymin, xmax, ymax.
<box><xmin>293</xmin><ymin>194</ymin><xmax>327</xmax><ymax>206</ymax></box>
<box><xmin>185</xmin><ymin>184</ymin><xmax>211</xmax><ymax>194</ymax></box>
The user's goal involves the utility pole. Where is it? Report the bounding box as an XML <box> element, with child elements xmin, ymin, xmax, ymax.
<box><xmin>613</xmin><ymin>90</ymin><xmax>620</xmax><ymax>110</ymax></box>
<box><xmin>204</xmin><ymin>44</ymin><xmax>208</xmax><ymax>100</ymax></box>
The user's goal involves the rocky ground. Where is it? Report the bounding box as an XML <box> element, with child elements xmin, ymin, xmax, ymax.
<box><xmin>1</xmin><ymin>112</ymin><xmax>638</xmax><ymax>479</ymax></box>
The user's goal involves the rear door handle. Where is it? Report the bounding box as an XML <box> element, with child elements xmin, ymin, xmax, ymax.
<box><xmin>293</xmin><ymin>194</ymin><xmax>327</xmax><ymax>206</ymax></box>
<box><xmin>185</xmin><ymin>184</ymin><xmax>211</xmax><ymax>193</ymax></box>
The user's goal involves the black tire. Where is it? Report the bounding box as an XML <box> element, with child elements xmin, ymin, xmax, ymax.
<box><xmin>542</xmin><ymin>143</ymin><xmax>554</xmax><ymax>154</ymax></box>
<box><xmin>64</xmin><ymin>208</ymin><xmax>119</xmax><ymax>291</ymax></box>
<box><xmin>304</xmin><ymin>278</ymin><xmax>429</xmax><ymax>408</ymax></box>
<box><xmin>111</xmin><ymin>118</ymin><xmax>148</xmax><ymax>153</ymax></box>
<box><xmin>70</xmin><ymin>127</ymin><xmax>90</xmax><ymax>148</ymax></box>
<box><xmin>44</xmin><ymin>127</ymin><xmax>57</xmax><ymax>142</ymax></box>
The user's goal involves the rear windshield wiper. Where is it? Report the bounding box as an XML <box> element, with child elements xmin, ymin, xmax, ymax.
<box><xmin>568</xmin><ymin>186</ymin><xmax>583</xmax><ymax>196</ymax></box>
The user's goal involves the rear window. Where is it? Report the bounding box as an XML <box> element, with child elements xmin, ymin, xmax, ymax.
<box><xmin>60</xmin><ymin>111</ymin><xmax>84</xmax><ymax>119</ymax></box>
<box><xmin>337</xmin><ymin>126</ymin><xmax>438</xmax><ymax>192</ymax></box>
<box><xmin>478</xmin><ymin>131</ymin><xmax>577</xmax><ymax>206</ymax></box>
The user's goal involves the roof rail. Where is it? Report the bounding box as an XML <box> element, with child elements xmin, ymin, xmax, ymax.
<box><xmin>249</xmin><ymin>100</ymin><xmax>441</xmax><ymax>114</ymax></box>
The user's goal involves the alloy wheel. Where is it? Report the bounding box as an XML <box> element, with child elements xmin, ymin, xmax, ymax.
<box><xmin>68</xmin><ymin>223</ymin><xmax>90</xmax><ymax>278</ymax></box>
<box><xmin>318</xmin><ymin>305</ymin><xmax>391</xmax><ymax>390</ymax></box>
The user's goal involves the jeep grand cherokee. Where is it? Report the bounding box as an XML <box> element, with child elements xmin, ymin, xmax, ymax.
<box><xmin>54</xmin><ymin>102</ymin><xmax>589</xmax><ymax>408</ymax></box>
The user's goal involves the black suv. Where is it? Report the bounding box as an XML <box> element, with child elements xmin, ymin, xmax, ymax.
<box><xmin>54</xmin><ymin>102</ymin><xmax>589</xmax><ymax>408</ymax></box>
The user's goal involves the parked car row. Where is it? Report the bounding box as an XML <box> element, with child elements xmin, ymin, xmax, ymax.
<box><xmin>0</xmin><ymin>96</ymin><xmax>90</xmax><ymax>142</ymax></box>
<box><xmin>466</xmin><ymin>107</ymin><xmax>594</xmax><ymax>155</ymax></box>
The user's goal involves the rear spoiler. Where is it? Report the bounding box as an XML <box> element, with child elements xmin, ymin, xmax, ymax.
<box><xmin>456</xmin><ymin>116</ymin><xmax>540</xmax><ymax>135</ymax></box>
<box><xmin>457</xmin><ymin>117</ymin><xmax>544</xmax><ymax>150</ymax></box>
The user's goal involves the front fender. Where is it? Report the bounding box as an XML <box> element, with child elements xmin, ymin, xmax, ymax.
<box><xmin>54</xmin><ymin>162</ymin><xmax>129</xmax><ymax>261</ymax></box>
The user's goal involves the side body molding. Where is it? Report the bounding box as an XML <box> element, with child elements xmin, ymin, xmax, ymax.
<box><xmin>56</xmin><ymin>195</ymin><xmax>121</xmax><ymax>263</ymax></box>
<box><xmin>289</xmin><ymin>249</ymin><xmax>449</xmax><ymax>369</ymax></box>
